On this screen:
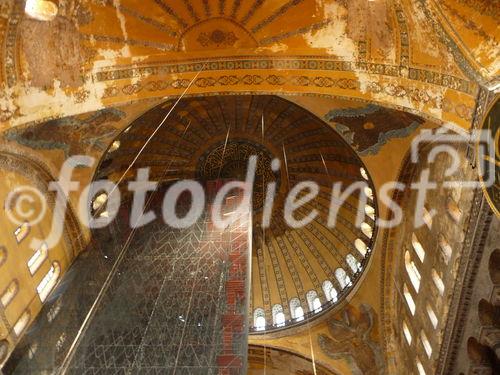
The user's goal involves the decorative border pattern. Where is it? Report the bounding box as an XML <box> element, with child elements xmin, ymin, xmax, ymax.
<box><xmin>3</xmin><ymin>0</ymin><xmax>21</xmax><ymax>88</ymax></box>
<box><xmin>94</xmin><ymin>73</ymin><xmax>476</xmax><ymax>128</ymax></box>
<box><xmin>414</xmin><ymin>0</ymin><xmax>486</xmax><ymax>84</ymax></box>
<box><xmin>394</xmin><ymin>2</ymin><xmax>410</xmax><ymax>66</ymax></box>
<box><xmin>95</xmin><ymin>56</ymin><xmax>476</xmax><ymax>95</ymax></box>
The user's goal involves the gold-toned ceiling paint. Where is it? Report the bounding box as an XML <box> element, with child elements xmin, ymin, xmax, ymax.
<box><xmin>434</xmin><ymin>0</ymin><xmax>499</xmax><ymax>81</ymax></box>
<box><xmin>90</xmin><ymin>95</ymin><xmax>379</xmax><ymax>328</ymax></box>
<box><xmin>0</xmin><ymin>0</ymin><xmax>489</xmax><ymax>128</ymax></box>
<box><xmin>0</xmin><ymin>3</ymin><xmax>496</xmax><ymax>371</ymax></box>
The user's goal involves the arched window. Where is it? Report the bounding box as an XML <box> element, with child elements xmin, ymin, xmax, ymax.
<box><xmin>289</xmin><ymin>298</ymin><xmax>304</xmax><ymax>321</ymax></box>
<box><xmin>272</xmin><ymin>304</ymin><xmax>285</xmax><ymax>327</ymax></box>
<box><xmin>312</xmin><ymin>297</ymin><xmax>322</xmax><ymax>312</ymax></box>
<box><xmin>489</xmin><ymin>249</ymin><xmax>500</xmax><ymax>284</ymax></box>
<box><xmin>426</xmin><ymin>304</ymin><xmax>438</xmax><ymax>328</ymax></box>
<box><xmin>0</xmin><ymin>246</ymin><xmax>6</xmax><ymax>267</ymax></box>
<box><xmin>365</xmin><ymin>205</ymin><xmax>375</xmax><ymax>220</ymax></box>
<box><xmin>329</xmin><ymin>286</ymin><xmax>338</xmax><ymax>303</ymax></box>
<box><xmin>411</xmin><ymin>233</ymin><xmax>425</xmax><ymax>263</ymax></box>
<box><xmin>37</xmin><ymin>262</ymin><xmax>60</xmax><ymax>302</ymax></box>
<box><xmin>403</xmin><ymin>320</ymin><xmax>412</xmax><ymax>345</ymax></box>
<box><xmin>335</xmin><ymin>268</ymin><xmax>351</xmax><ymax>289</ymax></box>
<box><xmin>92</xmin><ymin>192</ymin><xmax>108</xmax><ymax>212</ymax></box>
<box><xmin>1</xmin><ymin>280</ymin><xmax>18</xmax><ymax>307</ymax></box>
<box><xmin>346</xmin><ymin>254</ymin><xmax>362</xmax><ymax>273</ymax></box>
<box><xmin>447</xmin><ymin>198</ymin><xmax>462</xmax><ymax>223</ymax></box>
<box><xmin>25</xmin><ymin>0</ymin><xmax>58</xmax><ymax>21</ymax></box>
<box><xmin>431</xmin><ymin>269</ymin><xmax>445</xmax><ymax>296</ymax></box>
<box><xmin>416</xmin><ymin>359</ymin><xmax>426</xmax><ymax>375</ymax></box>
<box><xmin>421</xmin><ymin>330</ymin><xmax>432</xmax><ymax>357</ymax></box>
<box><xmin>109</xmin><ymin>140</ymin><xmax>121</xmax><ymax>153</ymax></box>
<box><xmin>13</xmin><ymin>311</ymin><xmax>30</xmax><ymax>337</ymax></box>
<box><xmin>354</xmin><ymin>238</ymin><xmax>368</xmax><ymax>257</ymax></box>
<box><xmin>439</xmin><ymin>235</ymin><xmax>452</xmax><ymax>264</ymax></box>
<box><xmin>306</xmin><ymin>290</ymin><xmax>321</xmax><ymax>313</ymax></box>
<box><xmin>253</xmin><ymin>308</ymin><xmax>266</xmax><ymax>331</ymax></box>
<box><xmin>364</xmin><ymin>186</ymin><xmax>374</xmax><ymax>200</ymax></box>
<box><xmin>422</xmin><ymin>206</ymin><xmax>433</xmax><ymax>229</ymax></box>
<box><xmin>404</xmin><ymin>284</ymin><xmax>416</xmax><ymax>315</ymax></box>
<box><xmin>27</xmin><ymin>242</ymin><xmax>48</xmax><ymax>275</ymax></box>
<box><xmin>14</xmin><ymin>222</ymin><xmax>30</xmax><ymax>244</ymax></box>
<box><xmin>361</xmin><ymin>222</ymin><xmax>373</xmax><ymax>238</ymax></box>
<box><xmin>322</xmin><ymin>280</ymin><xmax>338</xmax><ymax>303</ymax></box>
<box><xmin>405</xmin><ymin>251</ymin><xmax>421</xmax><ymax>292</ymax></box>
<box><xmin>360</xmin><ymin>167</ymin><xmax>369</xmax><ymax>180</ymax></box>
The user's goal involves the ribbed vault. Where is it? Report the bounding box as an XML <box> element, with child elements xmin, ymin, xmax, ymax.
<box><xmin>94</xmin><ymin>95</ymin><xmax>378</xmax><ymax>332</ymax></box>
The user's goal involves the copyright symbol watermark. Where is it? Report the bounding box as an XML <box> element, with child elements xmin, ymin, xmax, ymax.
<box><xmin>5</xmin><ymin>186</ymin><xmax>48</xmax><ymax>226</ymax></box>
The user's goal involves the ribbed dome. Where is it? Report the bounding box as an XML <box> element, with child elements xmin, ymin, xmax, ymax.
<box><xmin>95</xmin><ymin>95</ymin><xmax>377</xmax><ymax>332</ymax></box>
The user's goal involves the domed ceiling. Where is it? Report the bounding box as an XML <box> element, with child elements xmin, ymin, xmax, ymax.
<box><xmin>94</xmin><ymin>95</ymin><xmax>378</xmax><ymax>332</ymax></box>
<box><xmin>1</xmin><ymin>0</ymin><xmax>490</xmax><ymax>128</ymax></box>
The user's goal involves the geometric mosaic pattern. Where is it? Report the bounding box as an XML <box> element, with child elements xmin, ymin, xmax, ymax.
<box><xmin>3</xmin><ymin>187</ymin><xmax>250</xmax><ymax>375</ymax></box>
<box><xmin>66</xmin><ymin>193</ymin><xmax>249</xmax><ymax>374</ymax></box>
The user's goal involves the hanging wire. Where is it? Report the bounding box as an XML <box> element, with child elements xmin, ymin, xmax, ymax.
<box><xmin>217</xmin><ymin>126</ymin><xmax>231</xmax><ymax>179</ymax></box>
<box><xmin>307</xmin><ymin>320</ymin><xmax>319</xmax><ymax>375</ymax></box>
<box><xmin>261</xmin><ymin>112</ymin><xmax>267</xmax><ymax>375</ymax></box>
<box><xmin>282</xmin><ymin>143</ymin><xmax>290</xmax><ymax>188</ymax></box>
<box><xmin>320</xmin><ymin>152</ymin><xmax>330</xmax><ymax>179</ymax></box>
<box><xmin>60</xmin><ymin>66</ymin><xmax>205</xmax><ymax>256</ymax></box>
<box><xmin>107</xmin><ymin>68</ymin><xmax>204</xmax><ymax>198</ymax></box>
<box><xmin>58</xmin><ymin>66</ymin><xmax>204</xmax><ymax>374</ymax></box>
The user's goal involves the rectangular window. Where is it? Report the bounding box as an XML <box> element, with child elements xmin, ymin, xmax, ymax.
<box><xmin>432</xmin><ymin>269</ymin><xmax>445</xmax><ymax>296</ymax></box>
<box><xmin>447</xmin><ymin>198</ymin><xmax>462</xmax><ymax>223</ymax></box>
<box><xmin>426</xmin><ymin>304</ymin><xmax>438</xmax><ymax>329</ymax></box>
<box><xmin>404</xmin><ymin>284</ymin><xmax>416</xmax><ymax>315</ymax></box>
<box><xmin>27</xmin><ymin>243</ymin><xmax>48</xmax><ymax>275</ymax></box>
<box><xmin>37</xmin><ymin>264</ymin><xmax>59</xmax><ymax>302</ymax></box>
<box><xmin>422</xmin><ymin>206</ymin><xmax>433</xmax><ymax>229</ymax></box>
<box><xmin>421</xmin><ymin>331</ymin><xmax>432</xmax><ymax>358</ymax></box>
<box><xmin>411</xmin><ymin>233</ymin><xmax>425</xmax><ymax>263</ymax></box>
<box><xmin>1</xmin><ymin>280</ymin><xmax>18</xmax><ymax>307</ymax></box>
<box><xmin>13</xmin><ymin>311</ymin><xmax>30</xmax><ymax>337</ymax></box>
<box><xmin>14</xmin><ymin>222</ymin><xmax>30</xmax><ymax>243</ymax></box>
<box><xmin>403</xmin><ymin>321</ymin><xmax>412</xmax><ymax>345</ymax></box>
<box><xmin>439</xmin><ymin>235</ymin><xmax>452</xmax><ymax>265</ymax></box>
<box><xmin>416</xmin><ymin>359</ymin><xmax>426</xmax><ymax>375</ymax></box>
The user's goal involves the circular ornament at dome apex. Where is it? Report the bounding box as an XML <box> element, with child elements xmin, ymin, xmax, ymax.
<box><xmin>197</xmin><ymin>139</ymin><xmax>280</xmax><ymax>211</ymax></box>
<box><xmin>179</xmin><ymin>18</ymin><xmax>258</xmax><ymax>51</ymax></box>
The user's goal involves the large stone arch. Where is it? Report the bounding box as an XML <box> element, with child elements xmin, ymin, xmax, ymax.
<box><xmin>0</xmin><ymin>0</ymin><xmax>484</xmax><ymax>130</ymax></box>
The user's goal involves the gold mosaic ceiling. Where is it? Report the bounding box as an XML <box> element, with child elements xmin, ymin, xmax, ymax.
<box><xmin>1</xmin><ymin>0</ymin><xmax>496</xmax><ymax>128</ymax></box>
<box><xmin>95</xmin><ymin>95</ymin><xmax>378</xmax><ymax>330</ymax></box>
<box><xmin>65</xmin><ymin>0</ymin><xmax>497</xmax><ymax>81</ymax></box>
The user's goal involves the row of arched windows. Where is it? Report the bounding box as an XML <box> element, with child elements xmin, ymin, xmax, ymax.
<box><xmin>253</xmin><ymin>251</ymin><xmax>367</xmax><ymax>330</ymax></box>
<box><xmin>251</xmin><ymin>174</ymin><xmax>374</xmax><ymax>331</ymax></box>
<box><xmin>401</xmin><ymin>200</ymin><xmax>460</xmax><ymax>375</ymax></box>
<box><xmin>1</xmin><ymin>219</ymin><xmax>61</xmax><ymax>344</ymax></box>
